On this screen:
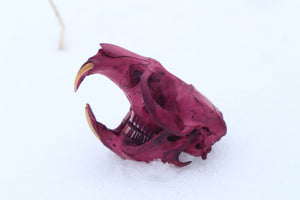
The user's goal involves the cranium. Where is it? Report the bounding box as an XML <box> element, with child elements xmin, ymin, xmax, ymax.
<box><xmin>74</xmin><ymin>43</ymin><xmax>226</xmax><ymax>167</ymax></box>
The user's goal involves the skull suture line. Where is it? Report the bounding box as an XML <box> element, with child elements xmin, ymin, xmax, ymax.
<box><xmin>74</xmin><ymin>43</ymin><xmax>227</xmax><ymax>167</ymax></box>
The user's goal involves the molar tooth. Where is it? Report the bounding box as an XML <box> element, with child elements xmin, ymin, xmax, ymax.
<box><xmin>145</xmin><ymin>127</ymin><xmax>150</xmax><ymax>136</ymax></box>
<box><xmin>144</xmin><ymin>128</ymin><xmax>150</xmax><ymax>137</ymax></box>
<box><xmin>134</xmin><ymin>132</ymin><xmax>140</xmax><ymax>141</ymax></box>
<box><xmin>144</xmin><ymin>135</ymin><xmax>149</xmax><ymax>143</ymax></box>
<box><xmin>137</xmin><ymin>134</ymin><xmax>142</xmax><ymax>143</ymax></box>
<box><xmin>123</xmin><ymin>125</ymin><xmax>131</xmax><ymax>135</ymax></box>
<box><xmin>134</xmin><ymin>131</ymin><xmax>141</xmax><ymax>140</ymax></box>
<box><xmin>140</xmin><ymin>124</ymin><xmax>145</xmax><ymax>132</ymax></box>
<box><xmin>143</xmin><ymin>135</ymin><xmax>149</xmax><ymax>143</ymax></box>
<box><xmin>129</xmin><ymin>111</ymin><xmax>135</xmax><ymax>122</ymax></box>
<box><xmin>127</xmin><ymin>128</ymin><xmax>134</xmax><ymax>137</ymax></box>
<box><xmin>130</xmin><ymin>131</ymin><xmax>137</xmax><ymax>139</ymax></box>
<box><xmin>139</xmin><ymin>132</ymin><xmax>144</xmax><ymax>142</ymax></box>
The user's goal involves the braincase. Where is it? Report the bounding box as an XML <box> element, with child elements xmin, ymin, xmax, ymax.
<box><xmin>175</xmin><ymin>84</ymin><xmax>211</xmax><ymax>125</ymax></box>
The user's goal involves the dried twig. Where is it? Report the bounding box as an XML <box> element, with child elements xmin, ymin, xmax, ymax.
<box><xmin>49</xmin><ymin>0</ymin><xmax>65</xmax><ymax>50</ymax></box>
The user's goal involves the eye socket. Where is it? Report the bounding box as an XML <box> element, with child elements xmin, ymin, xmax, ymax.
<box><xmin>130</xmin><ymin>68</ymin><xmax>143</xmax><ymax>86</ymax></box>
<box><xmin>122</xmin><ymin>64</ymin><xmax>144</xmax><ymax>88</ymax></box>
<box><xmin>147</xmin><ymin>71</ymin><xmax>177</xmax><ymax>109</ymax></box>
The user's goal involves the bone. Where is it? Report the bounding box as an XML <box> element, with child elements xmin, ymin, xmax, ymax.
<box><xmin>75</xmin><ymin>43</ymin><xmax>227</xmax><ymax>167</ymax></box>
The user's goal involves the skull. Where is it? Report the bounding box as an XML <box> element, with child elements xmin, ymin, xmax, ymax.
<box><xmin>74</xmin><ymin>43</ymin><xmax>226</xmax><ymax>167</ymax></box>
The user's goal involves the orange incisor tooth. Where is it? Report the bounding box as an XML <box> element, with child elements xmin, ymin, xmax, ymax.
<box><xmin>85</xmin><ymin>107</ymin><xmax>101</xmax><ymax>141</ymax></box>
<box><xmin>74</xmin><ymin>62</ymin><xmax>94</xmax><ymax>91</ymax></box>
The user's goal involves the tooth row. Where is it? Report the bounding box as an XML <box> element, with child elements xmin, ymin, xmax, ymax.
<box><xmin>134</xmin><ymin>114</ymin><xmax>154</xmax><ymax>137</ymax></box>
<box><xmin>123</xmin><ymin>124</ymin><xmax>151</xmax><ymax>144</ymax></box>
<box><xmin>131</xmin><ymin>112</ymin><xmax>154</xmax><ymax>136</ymax></box>
<box><xmin>122</xmin><ymin>111</ymin><xmax>155</xmax><ymax>144</ymax></box>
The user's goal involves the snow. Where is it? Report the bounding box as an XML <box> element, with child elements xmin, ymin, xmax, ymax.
<box><xmin>0</xmin><ymin>0</ymin><xmax>299</xmax><ymax>199</ymax></box>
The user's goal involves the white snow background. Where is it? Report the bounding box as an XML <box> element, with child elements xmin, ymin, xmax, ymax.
<box><xmin>0</xmin><ymin>0</ymin><xmax>299</xmax><ymax>199</ymax></box>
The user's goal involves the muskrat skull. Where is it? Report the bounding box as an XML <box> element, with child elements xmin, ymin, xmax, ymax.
<box><xmin>74</xmin><ymin>43</ymin><xmax>227</xmax><ymax>167</ymax></box>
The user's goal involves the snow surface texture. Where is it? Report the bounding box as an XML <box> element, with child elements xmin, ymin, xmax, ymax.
<box><xmin>0</xmin><ymin>0</ymin><xmax>299</xmax><ymax>199</ymax></box>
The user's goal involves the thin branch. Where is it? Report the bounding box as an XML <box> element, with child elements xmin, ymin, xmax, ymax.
<box><xmin>49</xmin><ymin>0</ymin><xmax>65</xmax><ymax>50</ymax></box>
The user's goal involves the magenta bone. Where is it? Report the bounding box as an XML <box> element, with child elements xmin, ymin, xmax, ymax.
<box><xmin>75</xmin><ymin>43</ymin><xmax>227</xmax><ymax>167</ymax></box>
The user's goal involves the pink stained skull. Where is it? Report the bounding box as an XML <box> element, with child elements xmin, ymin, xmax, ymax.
<box><xmin>74</xmin><ymin>43</ymin><xmax>227</xmax><ymax>167</ymax></box>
